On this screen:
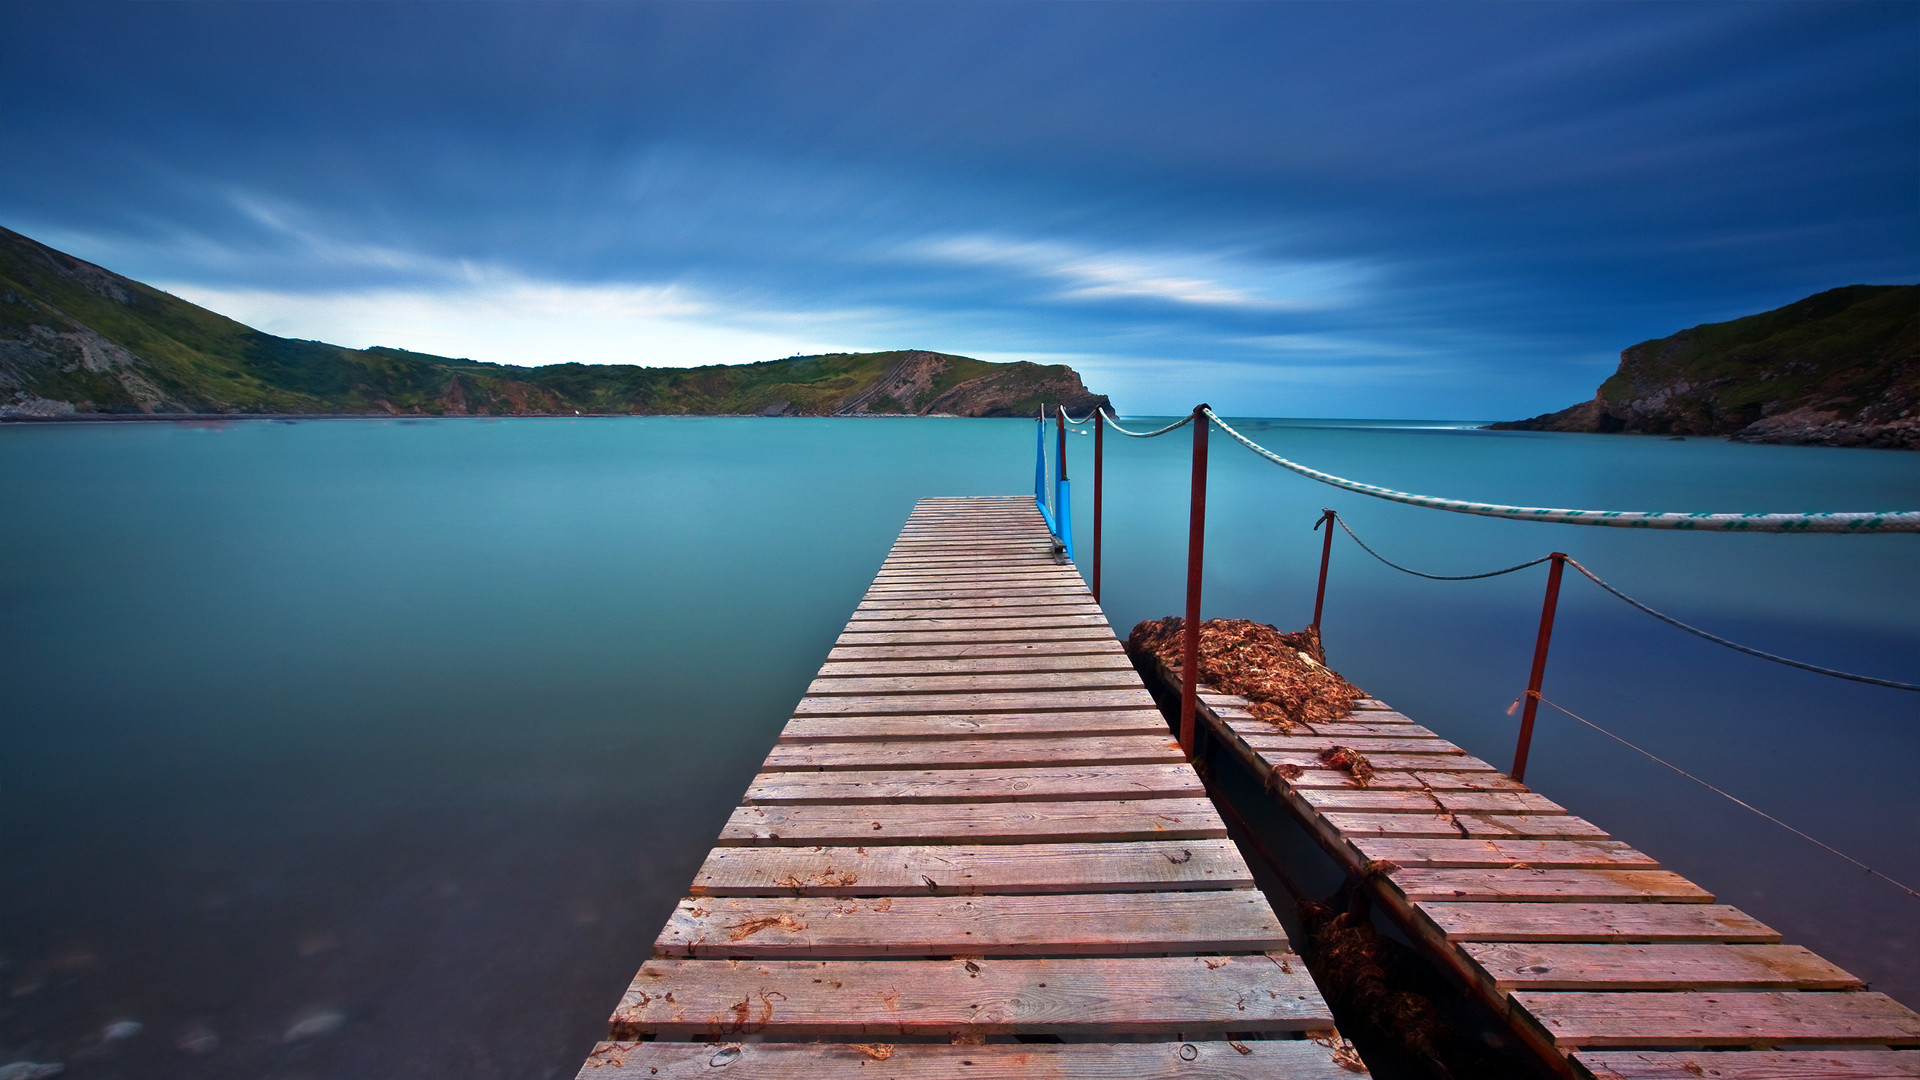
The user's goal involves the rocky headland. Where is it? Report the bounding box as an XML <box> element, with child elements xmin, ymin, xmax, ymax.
<box><xmin>0</xmin><ymin>226</ymin><xmax>1107</xmax><ymax>420</ymax></box>
<box><xmin>1491</xmin><ymin>284</ymin><xmax>1917</xmax><ymax>449</ymax></box>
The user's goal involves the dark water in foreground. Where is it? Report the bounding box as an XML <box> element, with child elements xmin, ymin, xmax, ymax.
<box><xmin>2</xmin><ymin>416</ymin><xmax>1915</xmax><ymax>1078</ymax></box>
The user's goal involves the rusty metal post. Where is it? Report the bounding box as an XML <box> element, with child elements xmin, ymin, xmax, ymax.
<box><xmin>1092</xmin><ymin>410</ymin><xmax>1104</xmax><ymax>602</ymax></box>
<box><xmin>1512</xmin><ymin>552</ymin><xmax>1567</xmax><ymax>783</ymax></box>
<box><xmin>1179</xmin><ymin>405</ymin><xmax>1210</xmax><ymax>756</ymax></box>
<box><xmin>1310</xmin><ymin>508</ymin><xmax>1336</xmax><ymax>632</ymax></box>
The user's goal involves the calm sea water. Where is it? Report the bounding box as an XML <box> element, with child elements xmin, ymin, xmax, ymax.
<box><xmin>2</xmin><ymin>416</ymin><xmax>1915</xmax><ymax>1078</ymax></box>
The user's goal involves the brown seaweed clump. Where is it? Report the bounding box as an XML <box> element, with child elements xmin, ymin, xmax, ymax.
<box><xmin>1127</xmin><ymin>617</ymin><xmax>1365</xmax><ymax>731</ymax></box>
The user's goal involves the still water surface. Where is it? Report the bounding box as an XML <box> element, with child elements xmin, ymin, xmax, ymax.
<box><xmin>2</xmin><ymin>417</ymin><xmax>1915</xmax><ymax>1078</ymax></box>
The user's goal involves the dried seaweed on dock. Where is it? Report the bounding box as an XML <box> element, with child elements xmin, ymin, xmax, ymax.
<box><xmin>1319</xmin><ymin>745</ymin><xmax>1377</xmax><ymax>787</ymax></box>
<box><xmin>1126</xmin><ymin>617</ymin><xmax>1366</xmax><ymax>730</ymax></box>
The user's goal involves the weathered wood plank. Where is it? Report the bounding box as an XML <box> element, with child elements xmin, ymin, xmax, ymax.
<box><xmin>607</xmin><ymin>954</ymin><xmax>1332</xmax><ymax>1039</ymax></box>
<box><xmin>1253</xmin><ymin>750</ymin><xmax>1503</xmax><ymax>773</ymax></box>
<box><xmin>1353</xmin><ymin>837</ymin><xmax>1657</xmax><ymax>869</ymax></box>
<box><xmin>1241</xmin><ymin>735</ymin><xmax>1468</xmax><ymax>754</ymax></box>
<box><xmin>655</xmin><ymin>890</ymin><xmax>1287</xmax><ymax>958</ymax></box>
<box><xmin>742</xmin><ymin>763</ymin><xmax>1202</xmax><ymax>805</ymax></box>
<box><xmin>1387</xmin><ymin>868</ymin><xmax>1714</xmax><ymax>904</ymax></box>
<box><xmin>1321</xmin><ymin>812</ymin><xmax>1610</xmax><ymax>840</ymax></box>
<box><xmin>1280</xmin><ymin>768</ymin><xmax>1531</xmax><ymax>792</ymax></box>
<box><xmin>1573</xmin><ymin>1049</ymin><xmax>1920</xmax><ymax>1079</ymax></box>
<box><xmin>793</xmin><ymin>689</ymin><xmax>1156</xmax><ymax>716</ymax></box>
<box><xmin>690</xmin><ymin>839</ymin><xmax>1254</xmax><ymax>896</ymax></box>
<box><xmin>804</xmin><ymin>671</ymin><xmax>1146</xmax><ymax>696</ymax></box>
<box><xmin>1297</xmin><ymin>789</ymin><xmax>1567</xmax><ymax>815</ymax></box>
<box><xmin>837</xmin><ymin>616</ymin><xmax>1113</xmax><ymax>634</ymax></box>
<box><xmin>719</xmin><ymin>798</ymin><xmax>1227</xmax><ymax>846</ymax></box>
<box><xmin>761</xmin><ymin>736</ymin><xmax>1185</xmax><ymax>771</ymax></box>
<box><xmin>818</xmin><ymin>654</ymin><xmax>1135</xmax><ymax>676</ymax></box>
<box><xmin>1510</xmin><ymin>990</ymin><xmax>1920</xmax><ymax>1049</ymax></box>
<box><xmin>1420</xmin><ymin>902</ymin><xmax>1780</xmax><ymax>943</ymax></box>
<box><xmin>778</xmin><ymin>710</ymin><xmax>1166</xmax><ymax>743</ymax></box>
<box><xmin>834</xmin><ymin>627</ymin><xmax>1119</xmax><ymax>646</ymax></box>
<box><xmin>1464</xmin><ymin>942</ymin><xmax>1862</xmax><ymax>991</ymax></box>
<box><xmin>826</xmin><ymin>641</ymin><xmax>1127</xmax><ymax>662</ymax></box>
<box><xmin>579</xmin><ymin>1040</ymin><xmax>1366</xmax><ymax>1080</ymax></box>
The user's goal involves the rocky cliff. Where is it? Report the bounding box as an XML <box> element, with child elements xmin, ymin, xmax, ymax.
<box><xmin>1491</xmin><ymin>285</ymin><xmax>1918</xmax><ymax>449</ymax></box>
<box><xmin>0</xmin><ymin>226</ymin><xmax>1108</xmax><ymax>420</ymax></box>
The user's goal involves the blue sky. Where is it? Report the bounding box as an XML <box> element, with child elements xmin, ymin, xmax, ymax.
<box><xmin>2</xmin><ymin>2</ymin><xmax>1914</xmax><ymax>417</ymax></box>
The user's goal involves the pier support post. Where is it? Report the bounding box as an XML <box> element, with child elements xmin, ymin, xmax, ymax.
<box><xmin>1311</xmin><ymin>508</ymin><xmax>1336</xmax><ymax>632</ymax></box>
<box><xmin>1512</xmin><ymin>551</ymin><xmax>1567</xmax><ymax>783</ymax></box>
<box><xmin>1180</xmin><ymin>405</ymin><xmax>1211</xmax><ymax>756</ymax></box>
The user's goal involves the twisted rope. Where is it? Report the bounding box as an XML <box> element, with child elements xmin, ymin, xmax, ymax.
<box><xmin>1562</xmin><ymin>557</ymin><xmax>1920</xmax><ymax>691</ymax></box>
<box><xmin>1535</xmin><ymin>694</ymin><xmax>1920</xmax><ymax>900</ymax></box>
<box><xmin>1099</xmin><ymin>409</ymin><xmax>1194</xmax><ymax>438</ymax></box>
<box><xmin>1059</xmin><ymin>406</ymin><xmax>1098</xmax><ymax>426</ymax></box>
<box><xmin>1202</xmin><ymin>407</ymin><xmax>1920</xmax><ymax>533</ymax></box>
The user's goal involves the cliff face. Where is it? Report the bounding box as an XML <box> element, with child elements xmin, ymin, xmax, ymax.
<box><xmin>1491</xmin><ymin>285</ymin><xmax>1918</xmax><ymax>449</ymax></box>
<box><xmin>0</xmin><ymin>227</ymin><xmax>1109</xmax><ymax>420</ymax></box>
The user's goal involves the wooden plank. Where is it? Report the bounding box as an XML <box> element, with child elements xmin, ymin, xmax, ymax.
<box><xmin>1252</xmin><ymin>750</ymin><xmax>1503</xmax><ymax>773</ymax></box>
<box><xmin>1240</xmin><ymin>735</ymin><xmax>1466</xmax><ymax>754</ymax></box>
<box><xmin>607</xmin><ymin>954</ymin><xmax>1332</xmax><ymax>1039</ymax></box>
<box><xmin>803</xmin><ymin>671</ymin><xmax>1145</xmax><ymax>696</ymax></box>
<box><xmin>793</xmin><ymin>689</ymin><xmax>1156</xmax><ymax>716</ymax></box>
<box><xmin>827</xmin><ymin>641</ymin><xmax>1127</xmax><ymax>662</ymax></box>
<box><xmin>777</xmin><ymin>710</ymin><xmax>1166</xmax><ymax>743</ymax></box>
<box><xmin>690</xmin><ymin>839</ymin><xmax>1254</xmax><ymax>896</ymax></box>
<box><xmin>1463</xmin><ymin>942</ymin><xmax>1862</xmax><ymax>991</ymax></box>
<box><xmin>835</xmin><ymin>616</ymin><xmax>1113</xmax><ymax>634</ymax></box>
<box><xmin>818</xmin><ymin>654</ymin><xmax>1135</xmax><ymax>676</ymax></box>
<box><xmin>718</xmin><ymin>798</ymin><xmax>1227</xmax><ymax>846</ymax></box>
<box><xmin>1387</xmin><ymin>868</ymin><xmax>1714</xmax><ymax>904</ymax></box>
<box><xmin>862</xmin><ymin>585</ymin><xmax>1090</xmax><ymax>599</ymax></box>
<box><xmin>1420</xmin><ymin>902</ymin><xmax>1781</xmax><ymax>943</ymax></box>
<box><xmin>1510</xmin><ymin>990</ymin><xmax>1920</xmax><ymax>1049</ymax></box>
<box><xmin>1353</xmin><ymin>837</ymin><xmax>1657</xmax><ymax>869</ymax></box>
<box><xmin>834</xmin><ymin>628</ymin><xmax>1119</xmax><ymax>646</ymax></box>
<box><xmin>742</xmin><ymin>763</ymin><xmax>1203</xmax><ymax>805</ymax></box>
<box><xmin>654</xmin><ymin>890</ymin><xmax>1287</xmax><ymax>958</ymax></box>
<box><xmin>579</xmin><ymin>1040</ymin><xmax>1367</xmax><ymax>1080</ymax></box>
<box><xmin>1320</xmin><ymin>812</ymin><xmax>1610</xmax><ymax>840</ymax></box>
<box><xmin>850</xmin><ymin>602</ymin><xmax>1097</xmax><ymax>620</ymax></box>
<box><xmin>1573</xmin><ymin>1049</ymin><xmax>1920</xmax><ymax>1079</ymax></box>
<box><xmin>1280</xmin><ymin>768</ymin><xmax>1531</xmax><ymax>792</ymax></box>
<box><xmin>760</xmin><ymin>737</ymin><xmax>1185</xmax><ymax>771</ymax></box>
<box><xmin>1297</xmin><ymin>789</ymin><xmax>1567</xmax><ymax>814</ymax></box>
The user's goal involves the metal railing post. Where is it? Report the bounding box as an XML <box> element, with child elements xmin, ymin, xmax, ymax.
<box><xmin>1512</xmin><ymin>552</ymin><xmax>1567</xmax><ymax>782</ymax></box>
<box><xmin>1053</xmin><ymin>407</ymin><xmax>1074</xmax><ymax>560</ymax></box>
<box><xmin>1311</xmin><ymin>508</ymin><xmax>1336</xmax><ymax>632</ymax></box>
<box><xmin>1092</xmin><ymin>410</ymin><xmax>1104</xmax><ymax>602</ymax></box>
<box><xmin>1179</xmin><ymin>405</ymin><xmax>1211</xmax><ymax>756</ymax></box>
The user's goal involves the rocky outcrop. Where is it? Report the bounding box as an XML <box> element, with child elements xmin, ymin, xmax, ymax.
<box><xmin>1492</xmin><ymin>285</ymin><xmax>1918</xmax><ymax>449</ymax></box>
<box><xmin>0</xmin><ymin>227</ymin><xmax>1111</xmax><ymax>420</ymax></box>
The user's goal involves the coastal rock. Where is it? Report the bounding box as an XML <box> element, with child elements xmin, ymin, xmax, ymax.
<box><xmin>1492</xmin><ymin>284</ymin><xmax>1917</xmax><ymax>449</ymax></box>
<box><xmin>0</xmin><ymin>226</ymin><xmax>1111</xmax><ymax>420</ymax></box>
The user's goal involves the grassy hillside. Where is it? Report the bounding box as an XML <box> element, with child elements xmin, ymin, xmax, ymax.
<box><xmin>1492</xmin><ymin>284</ymin><xmax>1918</xmax><ymax>448</ymax></box>
<box><xmin>0</xmin><ymin>226</ymin><xmax>1106</xmax><ymax>419</ymax></box>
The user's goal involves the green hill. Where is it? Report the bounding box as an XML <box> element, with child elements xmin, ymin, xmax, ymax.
<box><xmin>1491</xmin><ymin>285</ymin><xmax>1918</xmax><ymax>448</ymax></box>
<box><xmin>0</xmin><ymin>226</ymin><xmax>1107</xmax><ymax>419</ymax></box>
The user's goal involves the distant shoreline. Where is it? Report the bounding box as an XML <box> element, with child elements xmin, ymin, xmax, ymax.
<box><xmin>0</xmin><ymin>411</ymin><xmax>980</xmax><ymax>423</ymax></box>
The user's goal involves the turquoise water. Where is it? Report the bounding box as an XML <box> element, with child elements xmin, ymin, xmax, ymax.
<box><xmin>1</xmin><ymin>416</ymin><xmax>1914</xmax><ymax>1078</ymax></box>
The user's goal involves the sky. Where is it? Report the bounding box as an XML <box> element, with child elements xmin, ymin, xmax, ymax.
<box><xmin>1</xmin><ymin>2</ymin><xmax>1914</xmax><ymax>418</ymax></box>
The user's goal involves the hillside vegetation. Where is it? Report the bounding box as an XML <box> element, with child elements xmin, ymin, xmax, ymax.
<box><xmin>0</xmin><ymin>226</ymin><xmax>1107</xmax><ymax>419</ymax></box>
<box><xmin>1492</xmin><ymin>284</ymin><xmax>1918</xmax><ymax>448</ymax></box>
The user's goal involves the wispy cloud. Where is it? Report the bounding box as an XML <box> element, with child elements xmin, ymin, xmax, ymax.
<box><xmin>908</xmin><ymin>235</ymin><xmax>1370</xmax><ymax>312</ymax></box>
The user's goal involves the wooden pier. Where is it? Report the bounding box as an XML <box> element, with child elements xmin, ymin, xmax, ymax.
<box><xmin>577</xmin><ymin>498</ymin><xmax>1354</xmax><ymax>1078</ymax></box>
<box><xmin>1139</xmin><ymin>659</ymin><xmax>1920</xmax><ymax>1080</ymax></box>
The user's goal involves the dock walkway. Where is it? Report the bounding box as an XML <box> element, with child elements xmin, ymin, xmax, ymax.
<box><xmin>1147</xmin><ymin>663</ymin><xmax>1920</xmax><ymax>1080</ymax></box>
<box><xmin>578</xmin><ymin>497</ymin><xmax>1354</xmax><ymax>1078</ymax></box>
